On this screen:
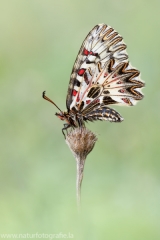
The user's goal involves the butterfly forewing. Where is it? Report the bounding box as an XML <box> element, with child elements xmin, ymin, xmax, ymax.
<box><xmin>66</xmin><ymin>23</ymin><xmax>144</xmax><ymax>123</ymax></box>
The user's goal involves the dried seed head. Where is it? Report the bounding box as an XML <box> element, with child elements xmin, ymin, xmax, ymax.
<box><xmin>65</xmin><ymin>127</ymin><xmax>97</xmax><ymax>161</ymax></box>
<box><xmin>66</xmin><ymin>127</ymin><xmax>97</xmax><ymax>210</ymax></box>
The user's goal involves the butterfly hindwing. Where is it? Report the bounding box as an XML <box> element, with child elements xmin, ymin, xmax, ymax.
<box><xmin>84</xmin><ymin>106</ymin><xmax>123</xmax><ymax>123</ymax></box>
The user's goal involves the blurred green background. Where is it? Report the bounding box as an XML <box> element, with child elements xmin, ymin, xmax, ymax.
<box><xmin>0</xmin><ymin>0</ymin><xmax>160</xmax><ymax>239</ymax></box>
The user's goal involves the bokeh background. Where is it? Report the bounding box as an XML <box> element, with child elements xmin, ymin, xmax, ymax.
<box><xmin>0</xmin><ymin>0</ymin><xmax>160</xmax><ymax>239</ymax></box>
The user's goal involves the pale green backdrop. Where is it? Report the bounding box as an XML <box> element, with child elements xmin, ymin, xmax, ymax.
<box><xmin>0</xmin><ymin>0</ymin><xmax>160</xmax><ymax>239</ymax></box>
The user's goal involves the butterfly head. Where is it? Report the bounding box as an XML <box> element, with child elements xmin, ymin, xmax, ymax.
<box><xmin>55</xmin><ymin>112</ymin><xmax>65</xmax><ymax>121</ymax></box>
<box><xmin>55</xmin><ymin>111</ymin><xmax>74</xmax><ymax>127</ymax></box>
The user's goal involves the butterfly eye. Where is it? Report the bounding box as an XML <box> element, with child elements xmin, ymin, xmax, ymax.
<box><xmin>55</xmin><ymin>112</ymin><xmax>65</xmax><ymax>121</ymax></box>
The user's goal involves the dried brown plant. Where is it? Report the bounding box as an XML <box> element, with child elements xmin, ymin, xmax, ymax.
<box><xmin>65</xmin><ymin>127</ymin><xmax>97</xmax><ymax>210</ymax></box>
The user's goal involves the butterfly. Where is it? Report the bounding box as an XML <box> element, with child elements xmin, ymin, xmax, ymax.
<box><xmin>43</xmin><ymin>23</ymin><xmax>144</xmax><ymax>137</ymax></box>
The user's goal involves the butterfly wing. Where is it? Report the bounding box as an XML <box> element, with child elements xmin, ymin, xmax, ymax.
<box><xmin>83</xmin><ymin>106</ymin><xmax>123</xmax><ymax>123</ymax></box>
<box><xmin>66</xmin><ymin>23</ymin><xmax>144</xmax><ymax>122</ymax></box>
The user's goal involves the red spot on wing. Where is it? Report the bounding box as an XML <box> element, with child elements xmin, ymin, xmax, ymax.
<box><xmin>90</xmin><ymin>51</ymin><xmax>98</xmax><ymax>56</ymax></box>
<box><xmin>86</xmin><ymin>98</ymin><xmax>100</xmax><ymax>105</ymax></box>
<box><xmin>104</xmin><ymin>72</ymin><xmax>108</xmax><ymax>77</ymax></box>
<box><xmin>117</xmin><ymin>81</ymin><xmax>122</xmax><ymax>84</ymax></box>
<box><xmin>113</xmin><ymin>74</ymin><xmax>117</xmax><ymax>78</ymax></box>
<box><xmin>93</xmin><ymin>99</ymin><xmax>100</xmax><ymax>103</ymax></box>
<box><xmin>72</xmin><ymin>89</ymin><xmax>77</xmax><ymax>96</ymax></box>
<box><xmin>83</xmin><ymin>48</ymin><xmax>97</xmax><ymax>57</ymax></box>
<box><xmin>119</xmin><ymin>89</ymin><xmax>125</xmax><ymax>93</ymax></box>
<box><xmin>78</xmin><ymin>68</ymin><xmax>86</xmax><ymax>76</ymax></box>
<box><xmin>76</xmin><ymin>93</ymin><xmax>80</xmax><ymax>102</ymax></box>
<box><xmin>122</xmin><ymin>98</ymin><xmax>129</xmax><ymax>104</ymax></box>
<box><xmin>83</xmin><ymin>48</ymin><xmax>89</xmax><ymax>56</ymax></box>
<box><xmin>86</xmin><ymin>100</ymin><xmax>91</xmax><ymax>104</ymax></box>
<box><xmin>84</xmin><ymin>72</ymin><xmax>89</xmax><ymax>85</ymax></box>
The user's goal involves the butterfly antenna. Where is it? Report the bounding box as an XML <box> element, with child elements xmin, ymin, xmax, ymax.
<box><xmin>42</xmin><ymin>91</ymin><xmax>63</xmax><ymax>113</ymax></box>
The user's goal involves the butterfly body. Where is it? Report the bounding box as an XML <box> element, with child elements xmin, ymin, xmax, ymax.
<box><xmin>43</xmin><ymin>24</ymin><xmax>144</xmax><ymax>136</ymax></box>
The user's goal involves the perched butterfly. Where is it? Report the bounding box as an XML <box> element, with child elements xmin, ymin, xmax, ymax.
<box><xmin>43</xmin><ymin>23</ymin><xmax>144</xmax><ymax>137</ymax></box>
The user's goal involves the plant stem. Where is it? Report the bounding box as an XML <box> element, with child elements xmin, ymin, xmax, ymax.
<box><xmin>65</xmin><ymin>128</ymin><xmax>97</xmax><ymax>212</ymax></box>
<box><xmin>76</xmin><ymin>157</ymin><xmax>85</xmax><ymax>211</ymax></box>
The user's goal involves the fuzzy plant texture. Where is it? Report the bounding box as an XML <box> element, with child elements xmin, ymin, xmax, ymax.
<box><xmin>65</xmin><ymin>127</ymin><xmax>97</xmax><ymax>161</ymax></box>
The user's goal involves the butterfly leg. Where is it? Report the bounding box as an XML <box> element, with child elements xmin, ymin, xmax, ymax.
<box><xmin>62</xmin><ymin>124</ymin><xmax>71</xmax><ymax>138</ymax></box>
